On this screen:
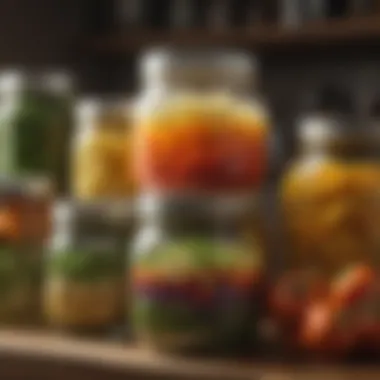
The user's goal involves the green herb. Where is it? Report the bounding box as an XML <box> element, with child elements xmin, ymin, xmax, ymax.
<box><xmin>48</xmin><ymin>249</ymin><xmax>124</xmax><ymax>282</ymax></box>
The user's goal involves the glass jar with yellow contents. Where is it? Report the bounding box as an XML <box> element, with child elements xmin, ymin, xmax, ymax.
<box><xmin>134</xmin><ymin>49</ymin><xmax>270</xmax><ymax>195</ymax></box>
<box><xmin>281</xmin><ymin>87</ymin><xmax>361</xmax><ymax>272</ymax></box>
<box><xmin>272</xmin><ymin>92</ymin><xmax>380</xmax><ymax>359</ymax></box>
<box><xmin>71</xmin><ymin>98</ymin><xmax>134</xmax><ymax>200</ymax></box>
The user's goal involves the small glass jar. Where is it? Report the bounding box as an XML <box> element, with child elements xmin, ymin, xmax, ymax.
<box><xmin>0</xmin><ymin>70</ymin><xmax>74</xmax><ymax>193</ymax></box>
<box><xmin>134</xmin><ymin>49</ymin><xmax>271</xmax><ymax>195</ymax></box>
<box><xmin>44</xmin><ymin>200</ymin><xmax>133</xmax><ymax>334</ymax></box>
<box><xmin>131</xmin><ymin>195</ymin><xmax>264</xmax><ymax>354</ymax></box>
<box><xmin>71</xmin><ymin>98</ymin><xmax>134</xmax><ymax>200</ymax></box>
<box><xmin>0</xmin><ymin>178</ymin><xmax>51</xmax><ymax>326</ymax></box>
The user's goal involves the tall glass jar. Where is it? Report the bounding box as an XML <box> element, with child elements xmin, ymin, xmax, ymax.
<box><xmin>71</xmin><ymin>98</ymin><xmax>134</xmax><ymax>200</ymax></box>
<box><xmin>134</xmin><ymin>49</ymin><xmax>271</xmax><ymax>195</ymax></box>
<box><xmin>131</xmin><ymin>195</ymin><xmax>264</xmax><ymax>354</ymax></box>
<box><xmin>0</xmin><ymin>71</ymin><xmax>74</xmax><ymax>194</ymax></box>
<box><xmin>44</xmin><ymin>200</ymin><xmax>133</xmax><ymax>334</ymax></box>
<box><xmin>274</xmin><ymin>113</ymin><xmax>380</xmax><ymax>360</ymax></box>
<box><xmin>0</xmin><ymin>178</ymin><xmax>51</xmax><ymax>326</ymax></box>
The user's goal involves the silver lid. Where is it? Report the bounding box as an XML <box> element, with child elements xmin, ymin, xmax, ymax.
<box><xmin>140</xmin><ymin>48</ymin><xmax>258</xmax><ymax>91</ymax></box>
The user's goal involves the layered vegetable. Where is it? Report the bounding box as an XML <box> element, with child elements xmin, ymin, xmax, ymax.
<box><xmin>132</xmin><ymin>237</ymin><xmax>263</xmax><ymax>351</ymax></box>
<box><xmin>135</xmin><ymin>95</ymin><xmax>269</xmax><ymax>193</ymax></box>
<box><xmin>44</xmin><ymin>249</ymin><xmax>125</xmax><ymax>329</ymax></box>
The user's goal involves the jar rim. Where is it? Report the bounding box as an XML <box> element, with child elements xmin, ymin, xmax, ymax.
<box><xmin>139</xmin><ymin>47</ymin><xmax>258</xmax><ymax>91</ymax></box>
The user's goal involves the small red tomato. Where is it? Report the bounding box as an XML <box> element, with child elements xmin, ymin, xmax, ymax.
<box><xmin>351</xmin><ymin>277</ymin><xmax>380</xmax><ymax>351</ymax></box>
<box><xmin>331</xmin><ymin>264</ymin><xmax>375</xmax><ymax>308</ymax></box>
<box><xmin>270</xmin><ymin>270</ymin><xmax>329</xmax><ymax>327</ymax></box>
<box><xmin>300</xmin><ymin>300</ymin><xmax>356</xmax><ymax>358</ymax></box>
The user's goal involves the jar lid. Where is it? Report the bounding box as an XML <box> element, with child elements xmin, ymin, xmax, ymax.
<box><xmin>42</xmin><ymin>71</ymin><xmax>73</xmax><ymax>94</ymax></box>
<box><xmin>75</xmin><ymin>97</ymin><xmax>131</xmax><ymax>129</ymax></box>
<box><xmin>0</xmin><ymin>70</ymin><xmax>27</xmax><ymax>94</ymax></box>
<box><xmin>140</xmin><ymin>48</ymin><xmax>258</xmax><ymax>91</ymax></box>
<box><xmin>297</xmin><ymin>115</ymin><xmax>343</xmax><ymax>147</ymax></box>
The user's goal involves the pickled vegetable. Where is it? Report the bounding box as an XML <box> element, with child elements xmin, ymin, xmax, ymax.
<box><xmin>132</xmin><ymin>237</ymin><xmax>263</xmax><ymax>352</ymax></box>
<box><xmin>72</xmin><ymin>104</ymin><xmax>134</xmax><ymax>200</ymax></box>
<box><xmin>44</xmin><ymin>250</ymin><xmax>124</xmax><ymax>330</ymax></box>
<box><xmin>281</xmin><ymin>159</ymin><xmax>380</xmax><ymax>271</ymax></box>
<box><xmin>0</xmin><ymin>248</ymin><xmax>42</xmax><ymax>324</ymax></box>
<box><xmin>136</xmin><ymin>95</ymin><xmax>269</xmax><ymax>193</ymax></box>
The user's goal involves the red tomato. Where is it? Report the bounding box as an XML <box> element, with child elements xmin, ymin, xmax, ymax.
<box><xmin>270</xmin><ymin>270</ymin><xmax>329</xmax><ymax>327</ymax></box>
<box><xmin>300</xmin><ymin>300</ymin><xmax>355</xmax><ymax>357</ymax></box>
<box><xmin>331</xmin><ymin>264</ymin><xmax>375</xmax><ymax>307</ymax></box>
<box><xmin>351</xmin><ymin>277</ymin><xmax>380</xmax><ymax>352</ymax></box>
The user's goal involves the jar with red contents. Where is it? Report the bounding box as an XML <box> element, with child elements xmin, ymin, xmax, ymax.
<box><xmin>131</xmin><ymin>195</ymin><xmax>265</xmax><ymax>354</ymax></box>
<box><xmin>133</xmin><ymin>49</ymin><xmax>270</xmax><ymax>195</ymax></box>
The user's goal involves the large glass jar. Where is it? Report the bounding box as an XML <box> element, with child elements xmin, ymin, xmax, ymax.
<box><xmin>274</xmin><ymin>108</ymin><xmax>380</xmax><ymax>360</ymax></box>
<box><xmin>131</xmin><ymin>195</ymin><xmax>264</xmax><ymax>354</ymax></box>
<box><xmin>134</xmin><ymin>49</ymin><xmax>270</xmax><ymax>195</ymax></box>
<box><xmin>44</xmin><ymin>201</ymin><xmax>133</xmax><ymax>334</ymax></box>
<box><xmin>0</xmin><ymin>71</ymin><xmax>74</xmax><ymax>194</ymax></box>
<box><xmin>0</xmin><ymin>178</ymin><xmax>51</xmax><ymax>326</ymax></box>
<box><xmin>72</xmin><ymin>99</ymin><xmax>134</xmax><ymax>200</ymax></box>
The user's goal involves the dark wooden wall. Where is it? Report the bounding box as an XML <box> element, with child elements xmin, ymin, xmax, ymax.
<box><xmin>1</xmin><ymin>0</ymin><xmax>380</xmax><ymax>156</ymax></box>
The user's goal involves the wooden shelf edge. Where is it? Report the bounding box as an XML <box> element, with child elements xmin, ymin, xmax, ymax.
<box><xmin>88</xmin><ymin>15</ymin><xmax>380</xmax><ymax>54</ymax></box>
<box><xmin>0</xmin><ymin>330</ymin><xmax>378</xmax><ymax>380</ymax></box>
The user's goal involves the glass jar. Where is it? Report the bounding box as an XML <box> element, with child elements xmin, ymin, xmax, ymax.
<box><xmin>0</xmin><ymin>71</ymin><xmax>74</xmax><ymax>193</ymax></box>
<box><xmin>0</xmin><ymin>178</ymin><xmax>51</xmax><ymax>325</ymax></box>
<box><xmin>134</xmin><ymin>49</ymin><xmax>270</xmax><ymax>195</ymax></box>
<box><xmin>44</xmin><ymin>200</ymin><xmax>133</xmax><ymax>334</ymax></box>
<box><xmin>131</xmin><ymin>195</ymin><xmax>264</xmax><ymax>354</ymax></box>
<box><xmin>71</xmin><ymin>98</ymin><xmax>134</xmax><ymax>200</ymax></box>
<box><xmin>275</xmin><ymin>111</ymin><xmax>380</xmax><ymax>360</ymax></box>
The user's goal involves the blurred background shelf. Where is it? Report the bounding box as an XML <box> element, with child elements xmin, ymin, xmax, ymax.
<box><xmin>0</xmin><ymin>330</ymin><xmax>379</xmax><ymax>380</ymax></box>
<box><xmin>89</xmin><ymin>15</ymin><xmax>380</xmax><ymax>54</ymax></box>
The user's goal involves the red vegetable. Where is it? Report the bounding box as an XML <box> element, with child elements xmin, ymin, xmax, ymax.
<box><xmin>300</xmin><ymin>300</ymin><xmax>355</xmax><ymax>357</ymax></box>
<box><xmin>270</xmin><ymin>270</ymin><xmax>328</xmax><ymax>327</ymax></box>
<box><xmin>331</xmin><ymin>264</ymin><xmax>375</xmax><ymax>307</ymax></box>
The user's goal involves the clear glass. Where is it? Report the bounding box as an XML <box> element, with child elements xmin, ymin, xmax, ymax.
<box><xmin>134</xmin><ymin>49</ymin><xmax>270</xmax><ymax>195</ymax></box>
<box><xmin>131</xmin><ymin>195</ymin><xmax>264</xmax><ymax>353</ymax></box>
<box><xmin>0</xmin><ymin>178</ymin><xmax>51</xmax><ymax>326</ymax></box>
<box><xmin>273</xmin><ymin>129</ymin><xmax>380</xmax><ymax>360</ymax></box>
<box><xmin>72</xmin><ymin>98</ymin><xmax>134</xmax><ymax>200</ymax></box>
<box><xmin>0</xmin><ymin>70</ymin><xmax>74</xmax><ymax>193</ymax></box>
<box><xmin>44</xmin><ymin>201</ymin><xmax>132</xmax><ymax>334</ymax></box>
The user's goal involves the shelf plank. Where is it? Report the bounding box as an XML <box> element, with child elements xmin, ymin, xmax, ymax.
<box><xmin>89</xmin><ymin>16</ymin><xmax>380</xmax><ymax>54</ymax></box>
<box><xmin>0</xmin><ymin>330</ymin><xmax>378</xmax><ymax>380</ymax></box>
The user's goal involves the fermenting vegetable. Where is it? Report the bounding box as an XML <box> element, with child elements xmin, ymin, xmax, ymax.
<box><xmin>72</xmin><ymin>99</ymin><xmax>134</xmax><ymax>200</ymax></box>
<box><xmin>136</xmin><ymin>95</ymin><xmax>268</xmax><ymax>192</ymax></box>
<box><xmin>132</xmin><ymin>237</ymin><xmax>263</xmax><ymax>352</ymax></box>
<box><xmin>0</xmin><ymin>71</ymin><xmax>73</xmax><ymax>192</ymax></box>
<box><xmin>44</xmin><ymin>249</ymin><xmax>124</xmax><ymax>330</ymax></box>
<box><xmin>134</xmin><ymin>50</ymin><xmax>270</xmax><ymax>194</ymax></box>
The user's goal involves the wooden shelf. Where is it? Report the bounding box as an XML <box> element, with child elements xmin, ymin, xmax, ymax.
<box><xmin>0</xmin><ymin>330</ymin><xmax>379</xmax><ymax>380</ymax></box>
<box><xmin>89</xmin><ymin>16</ymin><xmax>380</xmax><ymax>55</ymax></box>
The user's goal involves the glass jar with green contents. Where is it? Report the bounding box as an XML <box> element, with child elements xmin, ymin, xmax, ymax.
<box><xmin>0</xmin><ymin>70</ymin><xmax>74</xmax><ymax>194</ymax></box>
<box><xmin>0</xmin><ymin>178</ymin><xmax>52</xmax><ymax>326</ymax></box>
<box><xmin>132</xmin><ymin>195</ymin><xmax>264</xmax><ymax>354</ymax></box>
<box><xmin>44</xmin><ymin>200</ymin><xmax>133</xmax><ymax>334</ymax></box>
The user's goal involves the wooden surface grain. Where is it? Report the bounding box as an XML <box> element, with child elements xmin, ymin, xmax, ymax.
<box><xmin>0</xmin><ymin>330</ymin><xmax>378</xmax><ymax>380</ymax></box>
